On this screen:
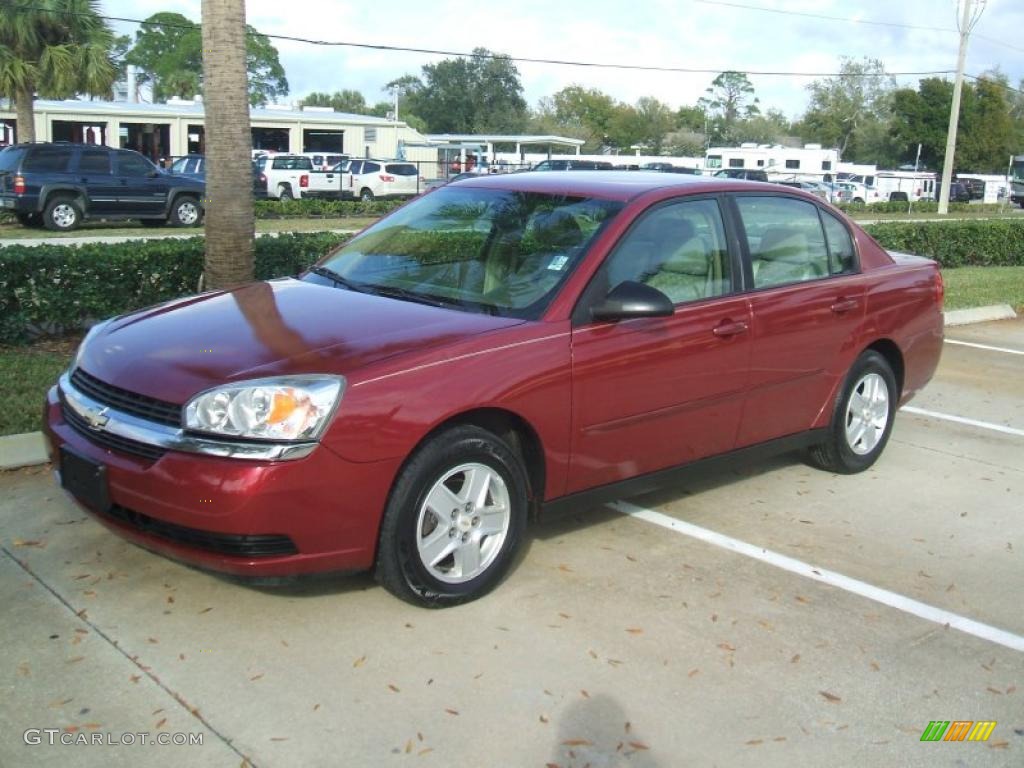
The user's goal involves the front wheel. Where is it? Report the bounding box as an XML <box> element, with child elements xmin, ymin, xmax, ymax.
<box><xmin>806</xmin><ymin>350</ymin><xmax>898</xmax><ymax>474</ymax></box>
<box><xmin>169</xmin><ymin>196</ymin><xmax>202</xmax><ymax>227</ymax></box>
<box><xmin>375</xmin><ymin>425</ymin><xmax>529</xmax><ymax>607</ymax></box>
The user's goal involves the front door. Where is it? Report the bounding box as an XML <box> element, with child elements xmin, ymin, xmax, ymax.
<box><xmin>114</xmin><ymin>151</ymin><xmax>168</xmax><ymax>216</ymax></box>
<box><xmin>568</xmin><ymin>197</ymin><xmax>751</xmax><ymax>494</ymax></box>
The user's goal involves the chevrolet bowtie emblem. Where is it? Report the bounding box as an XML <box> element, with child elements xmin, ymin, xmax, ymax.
<box><xmin>83</xmin><ymin>405</ymin><xmax>110</xmax><ymax>430</ymax></box>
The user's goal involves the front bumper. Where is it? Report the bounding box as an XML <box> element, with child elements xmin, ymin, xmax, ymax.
<box><xmin>44</xmin><ymin>382</ymin><xmax>401</xmax><ymax>577</ymax></box>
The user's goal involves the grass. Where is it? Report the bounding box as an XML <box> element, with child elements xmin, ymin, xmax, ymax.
<box><xmin>0</xmin><ymin>216</ymin><xmax>377</xmax><ymax>240</ymax></box>
<box><xmin>1</xmin><ymin>263</ymin><xmax>1019</xmax><ymax>438</ymax></box>
<box><xmin>941</xmin><ymin>266</ymin><xmax>1024</xmax><ymax>312</ymax></box>
<box><xmin>0</xmin><ymin>338</ymin><xmax>75</xmax><ymax>436</ymax></box>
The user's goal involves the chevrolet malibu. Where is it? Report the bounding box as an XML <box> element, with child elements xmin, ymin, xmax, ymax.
<box><xmin>44</xmin><ymin>172</ymin><xmax>944</xmax><ymax>606</ymax></box>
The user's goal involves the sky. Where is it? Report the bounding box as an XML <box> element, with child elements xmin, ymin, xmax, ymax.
<box><xmin>100</xmin><ymin>0</ymin><xmax>1024</xmax><ymax>120</ymax></box>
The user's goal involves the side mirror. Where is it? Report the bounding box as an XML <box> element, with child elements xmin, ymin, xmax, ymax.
<box><xmin>147</xmin><ymin>170</ymin><xmax>160</xmax><ymax>178</ymax></box>
<box><xmin>590</xmin><ymin>281</ymin><xmax>674</xmax><ymax>322</ymax></box>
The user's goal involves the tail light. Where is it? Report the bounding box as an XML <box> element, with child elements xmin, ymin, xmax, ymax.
<box><xmin>259</xmin><ymin>173</ymin><xmax>267</xmax><ymax>186</ymax></box>
<box><xmin>379</xmin><ymin>174</ymin><xmax>395</xmax><ymax>183</ymax></box>
<box><xmin>13</xmin><ymin>175</ymin><xmax>26</xmax><ymax>195</ymax></box>
<box><xmin>934</xmin><ymin>270</ymin><xmax>945</xmax><ymax>307</ymax></box>
<box><xmin>300</xmin><ymin>175</ymin><xmax>309</xmax><ymax>188</ymax></box>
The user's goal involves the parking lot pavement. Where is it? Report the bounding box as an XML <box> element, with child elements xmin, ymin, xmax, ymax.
<box><xmin>2</xmin><ymin>320</ymin><xmax>1021</xmax><ymax>767</ymax></box>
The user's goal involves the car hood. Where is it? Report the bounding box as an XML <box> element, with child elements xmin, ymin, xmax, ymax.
<box><xmin>78</xmin><ymin>278</ymin><xmax>523</xmax><ymax>404</ymax></box>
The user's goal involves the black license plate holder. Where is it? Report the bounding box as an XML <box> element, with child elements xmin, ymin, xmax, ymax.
<box><xmin>60</xmin><ymin>447</ymin><xmax>111</xmax><ymax>513</ymax></box>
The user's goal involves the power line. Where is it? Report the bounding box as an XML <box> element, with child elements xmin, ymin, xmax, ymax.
<box><xmin>692</xmin><ymin>0</ymin><xmax>1024</xmax><ymax>54</ymax></box>
<box><xmin>9</xmin><ymin>3</ymin><xmax>956</xmax><ymax>79</ymax></box>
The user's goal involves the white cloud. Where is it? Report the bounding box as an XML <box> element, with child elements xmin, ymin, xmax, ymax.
<box><xmin>102</xmin><ymin>0</ymin><xmax>1024</xmax><ymax>116</ymax></box>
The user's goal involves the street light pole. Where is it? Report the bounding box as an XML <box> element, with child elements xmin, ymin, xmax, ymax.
<box><xmin>938</xmin><ymin>0</ymin><xmax>976</xmax><ymax>215</ymax></box>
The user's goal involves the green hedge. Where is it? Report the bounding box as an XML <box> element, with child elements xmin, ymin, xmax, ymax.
<box><xmin>254</xmin><ymin>198</ymin><xmax>403</xmax><ymax>218</ymax></box>
<box><xmin>0</xmin><ymin>232</ymin><xmax>350</xmax><ymax>343</ymax></box>
<box><xmin>836</xmin><ymin>201</ymin><xmax>1004</xmax><ymax>214</ymax></box>
<box><xmin>862</xmin><ymin>219</ymin><xmax>1024</xmax><ymax>268</ymax></box>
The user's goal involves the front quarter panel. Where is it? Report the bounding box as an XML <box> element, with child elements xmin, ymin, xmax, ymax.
<box><xmin>321</xmin><ymin>322</ymin><xmax>573</xmax><ymax>501</ymax></box>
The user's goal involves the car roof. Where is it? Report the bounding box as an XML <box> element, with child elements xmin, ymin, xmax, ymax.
<box><xmin>448</xmin><ymin>170</ymin><xmax>786</xmax><ymax>202</ymax></box>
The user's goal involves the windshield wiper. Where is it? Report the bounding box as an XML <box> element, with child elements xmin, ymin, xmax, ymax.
<box><xmin>307</xmin><ymin>265</ymin><xmax>366</xmax><ymax>292</ymax></box>
<box><xmin>367</xmin><ymin>284</ymin><xmax>455</xmax><ymax>309</ymax></box>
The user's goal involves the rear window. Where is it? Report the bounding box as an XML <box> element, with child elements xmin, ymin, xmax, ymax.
<box><xmin>78</xmin><ymin>150</ymin><xmax>112</xmax><ymax>175</ymax></box>
<box><xmin>272</xmin><ymin>156</ymin><xmax>313</xmax><ymax>170</ymax></box>
<box><xmin>0</xmin><ymin>146</ymin><xmax>27</xmax><ymax>172</ymax></box>
<box><xmin>23</xmin><ymin>148</ymin><xmax>74</xmax><ymax>173</ymax></box>
<box><xmin>385</xmin><ymin>164</ymin><xmax>417</xmax><ymax>176</ymax></box>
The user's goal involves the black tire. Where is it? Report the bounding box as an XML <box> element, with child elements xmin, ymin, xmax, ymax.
<box><xmin>375</xmin><ymin>425</ymin><xmax>529</xmax><ymax>607</ymax></box>
<box><xmin>806</xmin><ymin>350</ymin><xmax>898</xmax><ymax>474</ymax></box>
<box><xmin>852</xmin><ymin>197</ymin><xmax>864</xmax><ymax>204</ymax></box>
<box><xmin>169</xmin><ymin>195</ymin><xmax>202</xmax><ymax>227</ymax></box>
<box><xmin>15</xmin><ymin>212</ymin><xmax>43</xmax><ymax>228</ymax></box>
<box><xmin>360</xmin><ymin>188</ymin><xmax>374</xmax><ymax>202</ymax></box>
<box><xmin>278</xmin><ymin>185</ymin><xmax>294</xmax><ymax>201</ymax></box>
<box><xmin>43</xmin><ymin>197</ymin><xmax>82</xmax><ymax>232</ymax></box>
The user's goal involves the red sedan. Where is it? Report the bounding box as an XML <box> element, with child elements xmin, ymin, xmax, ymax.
<box><xmin>44</xmin><ymin>172</ymin><xmax>944</xmax><ymax>606</ymax></box>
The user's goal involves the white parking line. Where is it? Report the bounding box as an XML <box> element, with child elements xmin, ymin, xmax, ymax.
<box><xmin>901</xmin><ymin>406</ymin><xmax>1024</xmax><ymax>438</ymax></box>
<box><xmin>611</xmin><ymin>501</ymin><xmax>1024</xmax><ymax>653</ymax></box>
<box><xmin>945</xmin><ymin>339</ymin><xmax>1024</xmax><ymax>356</ymax></box>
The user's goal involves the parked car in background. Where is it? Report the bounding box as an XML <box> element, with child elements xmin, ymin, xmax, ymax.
<box><xmin>168</xmin><ymin>154</ymin><xmax>205</xmax><ymax>178</ymax></box>
<box><xmin>713</xmin><ymin>168</ymin><xmax>769</xmax><ymax>182</ymax></box>
<box><xmin>342</xmin><ymin>159</ymin><xmax>423</xmax><ymax>200</ymax></box>
<box><xmin>642</xmin><ymin>162</ymin><xmax>701</xmax><ymax>175</ymax></box>
<box><xmin>775</xmin><ymin>180</ymin><xmax>828</xmax><ymax>200</ymax></box>
<box><xmin>260</xmin><ymin>154</ymin><xmax>341</xmax><ymax>200</ymax></box>
<box><xmin>532</xmin><ymin>159</ymin><xmax>615</xmax><ymax>171</ymax></box>
<box><xmin>299</xmin><ymin>152</ymin><xmax>349</xmax><ymax>171</ymax></box>
<box><xmin>938</xmin><ymin>181</ymin><xmax>972</xmax><ymax>203</ymax></box>
<box><xmin>0</xmin><ymin>142</ymin><xmax>204</xmax><ymax>231</ymax></box>
<box><xmin>46</xmin><ymin>171</ymin><xmax>943</xmax><ymax>606</ymax></box>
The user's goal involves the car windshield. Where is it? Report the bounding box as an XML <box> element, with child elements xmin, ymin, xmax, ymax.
<box><xmin>313</xmin><ymin>187</ymin><xmax>623</xmax><ymax>319</ymax></box>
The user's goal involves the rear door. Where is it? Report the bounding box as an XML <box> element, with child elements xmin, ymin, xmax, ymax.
<box><xmin>75</xmin><ymin>149</ymin><xmax>118</xmax><ymax>215</ymax></box>
<box><xmin>568</xmin><ymin>196</ymin><xmax>752</xmax><ymax>493</ymax></box>
<box><xmin>730</xmin><ymin>194</ymin><xmax>866</xmax><ymax>447</ymax></box>
<box><xmin>114</xmin><ymin>151</ymin><xmax>167</xmax><ymax>215</ymax></box>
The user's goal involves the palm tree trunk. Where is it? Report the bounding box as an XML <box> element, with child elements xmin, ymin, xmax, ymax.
<box><xmin>200</xmin><ymin>0</ymin><xmax>254</xmax><ymax>289</ymax></box>
<box><xmin>15</xmin><ymin>85</ymin><xmax>36</xmax><ymax>143</ymax></box>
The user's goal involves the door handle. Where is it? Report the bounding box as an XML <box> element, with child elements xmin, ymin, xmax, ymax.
<box><xmin>830</xmin><ymin>298</ymin><xmax>858</xmax><ymax>314</ymax></box>
<box><xmin>713</xmin><ymin>320</ymin><xmax>749</xmax><ymax>338</ymax></box>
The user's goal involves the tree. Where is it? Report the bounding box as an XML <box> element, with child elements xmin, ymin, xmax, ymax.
<box><xmin>0</xmin><ymin>0</ymin><xmax>116</xmax><ymax>143</ymax></box>
<box><xmin>301</xmin><ymin>89</ymin><xmax>369</xmax><ymax>113</ymax></box>
<box><xmin>127</xmin><ymin>12</ymin><xmax>287</xmax><ymax>106</ymax></box>
<box><xmin>890</xmin><ymin>77</ymin><xmax>1014</xmax><ymax>173</ymax></box>
<box><xmin>399</xmin><ymin>48</ymin><xmax>528</xmax><ymax>133</ymax></box>
<box><xmin>698</xmin><ymin>71</ymin><xmax>760</xmax><ymax>144</ymax></box>
<box><xmin>735</xmin><ymin>108</ymin><xmax>792</xmax><ymax>145</ymax></box>
<box><xmin>201</xmin><ymin>0</ymin><xmax>253</xmax><ymax>289</ymax></box>
<box><xmin>549</xmin><ymin>85</ymin><xmax>618</xmax><ymax>151</ymax></box>
<box><xmin>609</xmin><ymin>97</ymin><xmax>674</xmax><ymax>154</ymax></box>
<box><xmin>797</xmin><ymin>58</ymin><xmax>895</xmax><ymax>162</ymax></box>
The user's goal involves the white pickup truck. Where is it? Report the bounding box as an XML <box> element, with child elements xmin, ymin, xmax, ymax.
<box><xmin>259</xmin><ymin>155</ymin><xmax>343</xmax><ymax>200</ymax></box>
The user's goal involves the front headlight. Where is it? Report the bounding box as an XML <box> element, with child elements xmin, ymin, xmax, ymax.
<box><xmin>184</xmin><ymin>375</ymin><xmax>345</xmax><ymax>442</ymax></box>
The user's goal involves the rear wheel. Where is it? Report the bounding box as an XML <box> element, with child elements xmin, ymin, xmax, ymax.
<box><xmin>43</xmin><ymin>197</ymin><xmax>82</xmax><ymax>232</ymax></box>
<box><xmin>278</xmin><ymin>185</ymin><xmax>294</xmax><ymax>201</ymax></box>
<box><xmin>360</xmin><ymin>187</ymin><xmax>374</xmax><ymax>202</ymax></box>
<box><xmin>375</xmin><ymin>425</ymin><xmax>528</xmax><ymax>607</ymax></box>
<box><xmin>806</xmin><ymin>350</ymin><xmax>897</xmax><ymax>474</ymax></box>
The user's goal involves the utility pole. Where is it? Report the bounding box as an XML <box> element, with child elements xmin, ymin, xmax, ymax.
<box><xmin>938</xmin><ymin>0</ymin><xmax>979</xmax><ymax>215</ymax></box>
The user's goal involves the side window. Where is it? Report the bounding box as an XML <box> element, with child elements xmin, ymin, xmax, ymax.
<box><xmin>737</xmin><ymin>196</ymin><xmax>829</xmax><ymax>289</ymax></box>
<box><xmin>348</xmin><ymin>161</ymin><xmax>362</xmax><ymax>174</ymax></box>
<box><xmin>24</xmin><ymin>149</ymin><xmax>73</xmax><ymax>173</ymax></box>
<box><xmin>117</xmin><ymin>152</ymin><xmax>154</xmax><ymax>177</ymax></box>
<box><xmin>821</xmin><ymin>211</ymin><xmax>857</xmax><ymax>274</ymax></box>
<box><xmin>78</xmin><ymin>150</ymin><xmax>111</xmax><ymax>175</ymax></box>
<box><xmin>364</xmin><ymin>161</ymin><xmax>381</xmax><ymax>173</ymax></box>
<box><xmin>602</xmin><ymin>199</ymin><xmax>732</xmax><ymax>305</ymax></box>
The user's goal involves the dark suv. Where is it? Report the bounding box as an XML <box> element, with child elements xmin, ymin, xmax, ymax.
<box><xmin>0</xmin><ymin>143</ymin><xmax>205</xmax><ymax>231</ymax></box>
<box><xmin>713</xmin><ymin>168</ymin><xmax>769</xmax><ymax>182</ymax></box>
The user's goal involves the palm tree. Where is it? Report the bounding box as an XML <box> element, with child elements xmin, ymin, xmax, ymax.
<box><xmin>201</xmin><ymin>0</ymin><xmax>254</xmax><ymax>288</ymax></box>
<box><xmin>0</xmin><ymin>0</ymin><xmax>116</xmax><ymax>143</ymax></box>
